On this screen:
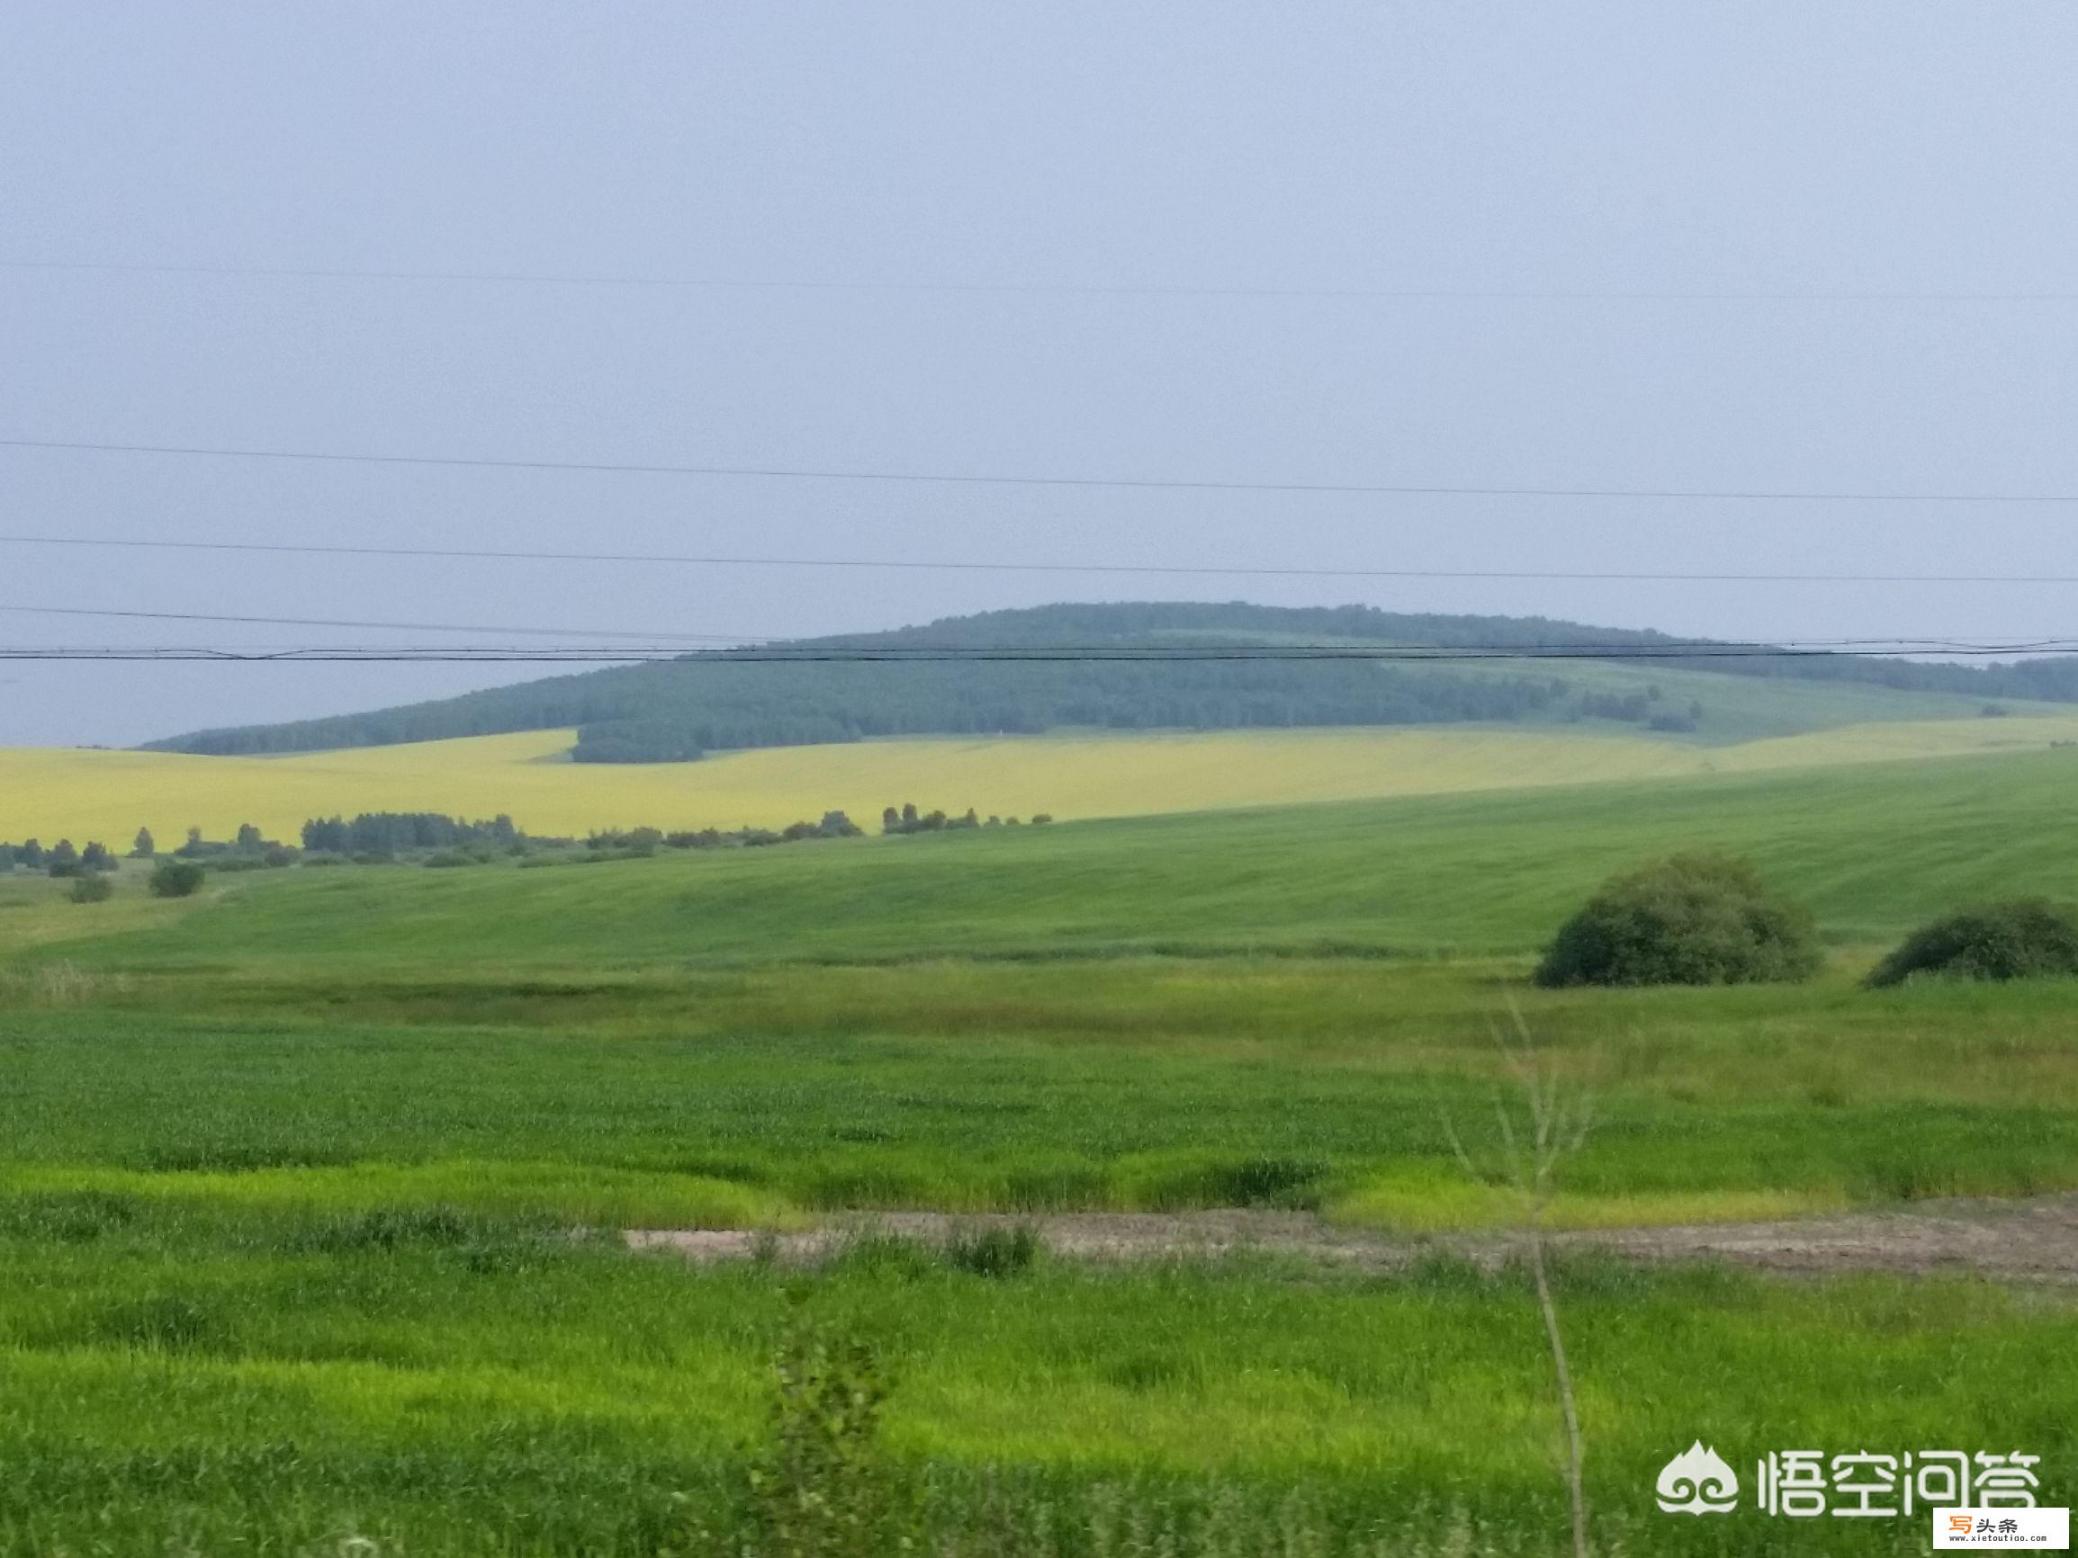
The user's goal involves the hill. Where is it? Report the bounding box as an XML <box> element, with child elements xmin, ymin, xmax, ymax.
<box><xmin>144</xmin><ymin>601</ymin><xmax>2078</xmax><ymax>761</ymax></box>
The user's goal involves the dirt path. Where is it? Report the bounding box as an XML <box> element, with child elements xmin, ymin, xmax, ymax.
<box><xmin>626</xmin><ymin>1192</ymin><xmax>2078</xmax><ymax>1282</ymax></box>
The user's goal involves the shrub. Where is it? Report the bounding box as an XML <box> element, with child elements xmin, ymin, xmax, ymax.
<box><xmin>1867</xmin><ymin>900</ymin><xmax>2078</xmax><ymax>987</ymax></box>
<box><xmin>1535</xmin><ymin>852</ymin><xmax>1820</xmax><ymax>988</ymax></box>
<box><xmin>943</xmin><ymin>1223</ymin><xmax>1041</xmax><ymax>1278</ymax></box>
<box><xmin>147</xmin><ymin>860</ymin><xmax>207</xmax><ymax>898</ymax></box>
<box><xmin>68</xmin><ymin>875</ymin><xmax>113</xmax><ymax>904</ymax></box>
<box><xmin>743</xmin><ymin>1322</ymin><xmax>910</xmax><ymax>1552</ymax></box>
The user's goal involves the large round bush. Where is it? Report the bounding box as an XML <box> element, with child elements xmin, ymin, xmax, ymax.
<box><xmin>1867</xmin><ymin>899</ymin><xmax>2078</xmax><ymax>987</ymax></box>
<box><xmin>148</xmin><ymin>860</ymin><xmax>207</xmax><ymax>899</ymax></box>
<box><xmin>1535</xmin><ymin>852</ymin><xmax>1820</xmax><ymax>988</ymax></box>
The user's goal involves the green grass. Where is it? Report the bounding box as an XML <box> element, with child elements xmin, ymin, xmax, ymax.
<box><xmin>0</xmin><ymin>959</ymin><xmax>2074</xmax><ymax>1229</ymax></box>
<box><xmin>15</xmin><ymin>746</ymin><xmax>2077</xmax><ymax>971</ymax></box>
<box><xmin>1513</xmin><ymin>651</ymin><xmax>2065</xmax><ymax>742</ymax></box>
<box><xmin>5</xmin><ymin>750</ymin><xmax>2078</xmax><ymax>1551</ymax></box>
<box><xmin>0</xmin><ymin>1207</ymin><xmax>2070</xmax><ymax>1555</ymax></box>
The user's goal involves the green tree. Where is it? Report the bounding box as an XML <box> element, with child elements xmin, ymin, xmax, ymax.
<box><xmin>743</xmin><ymin>1322</ymin><xmax>909</xmax><ymax>1555</ymax></box>
<box><xmin>1536</xmin><ymin>853</ymin><xmax>1819</xmax><ymax>988</ymax></box>
<box><xmin>1867</xmin><ymin>901</ymin><xmax>2078</xmax><ymax>987</ymax></box>
<box><xmin>148</xmin><ymin>860</ymin><xmax>207</xmax><ymax>899</ymax></box>
<box><xmin>131</xmin><ymin>827</ymin><xmax>156</xmax><ymax>859</ymax></box>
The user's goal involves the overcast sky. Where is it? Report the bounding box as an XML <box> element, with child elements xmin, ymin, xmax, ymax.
<box><xmin>3</xmin><ymin>2</ymin><xmax>2075</xmax><ymax>747</ymax></box>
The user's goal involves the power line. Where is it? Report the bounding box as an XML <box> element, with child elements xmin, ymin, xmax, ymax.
<box><xmin>2</xmin><ymin>436</ymin><xmax>2073</xmax><ymax>504</ymax></box>
<box><xmin>3</xmin><ymin>603</ymin><xmax>2071</xmax><ymax>657</ymax></box>
<box><xmin>5</xmin><ymin>531</ymin><xmax>2077</xmax><ymax>586</ymax></box>
<box><xmin>7</xmin><ymin>642</ymin><xmax>2077</xmax><ymax>665</ymax></box>
<box><xmin>7</xmin><ymin>258</ymin><xmax>2075</xmax><ymax>304</ymax></box>
<box><xmin>0</xmin><ymin>602</ymin><xmax>751</xmax><ymax>643</ymax></box>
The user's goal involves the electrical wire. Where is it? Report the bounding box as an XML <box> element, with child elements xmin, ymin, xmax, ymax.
<box><xmin>7</xmin><ymin>258</ymin><xmax>2075</xmax><ymax>304</ymax></box>
<box><xmin>2</xmin><ymin>604</ymin><xmax>2072</xmax><ymax>659</ymax></box>
<box><xmin>5</xmin><ymin>532</ymin><xmax>2078</xmax><ymax>587</ymax></box>
<box><xmin>6</xmin><ymin>643</ymin><xmax>2076</xmax><ymax>665</ymax></box>
<box><xmin>0</xmin><ymin>602</ymin><xmax>752</xmax><ymax>643</ymax></box>
<box><xmin>3</xmin><ymin>437</ymin><xmax>2073</xmax><ymax>503</ymax></box>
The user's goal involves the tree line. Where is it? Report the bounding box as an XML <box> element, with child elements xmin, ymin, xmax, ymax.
<box><xmin>5</xmin><ymin>806</ymin><xmax>1046</xmax><ymax>879</ymax></box>
<box><xmin>881</xmin><ymin>804</ymin><xmax>1052</xmax><ymax>833</ymax></box>
<box><xmin>0</xmin><ymin>837</ymin><xmax>129</xmax><ymax>877</ymax></box>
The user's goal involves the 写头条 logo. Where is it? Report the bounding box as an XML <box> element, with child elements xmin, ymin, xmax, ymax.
<box><xmin>1656</xmin><ymin>1441</ymin><xmax>1741</xmax><ymax>1516</ymax></box>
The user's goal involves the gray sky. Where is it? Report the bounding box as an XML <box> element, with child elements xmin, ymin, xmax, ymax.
<box><xmin>3</xmin><ymin>1</ymin><xmax>2075</xmax><ymax>747</ymax></box>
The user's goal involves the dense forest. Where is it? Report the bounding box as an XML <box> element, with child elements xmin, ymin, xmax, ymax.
<box><xmin>146</xmin><ymin>602</ymin><xmax>2078</xmax><ymax>762</ymax></box>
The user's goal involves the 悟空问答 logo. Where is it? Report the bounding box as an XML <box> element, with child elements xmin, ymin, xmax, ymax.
<box><xmin>1657</xmin><ymin>1442</ymin><xmax>1741</xmax><ymax>1515</ymax></box>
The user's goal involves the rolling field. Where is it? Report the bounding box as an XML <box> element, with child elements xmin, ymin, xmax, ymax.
<box><xmin>6</xmin><ymin>707</ymin><xmax>2078</xmax><ymax>843</ymax></box>
<box><xmin>4</xmin><ymin>751</ymin><xmax>2077</xmax><ymax>1552</ymax></box>
<box><xmin>16</xmin><ymin>744</ymin><xmax>2078</xmax><ymax>969</ymax></box>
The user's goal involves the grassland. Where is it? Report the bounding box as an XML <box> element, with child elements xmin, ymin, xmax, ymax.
<box><xmin>6</xmin><ymin>956</ymin><xmax>2078</xmax><ymax>1230</ymax></box>
<box><xmin>16</xmin><ymin>744</ymin><xmax>2078</xmax><ymax>969</ymax></box>
<box><xmin>4</xmin><ymin>750</ymin><xmax>2078</xmax><ymax>1552</ymax></box>
<box><xmin>6</xmin><ymin>704</ymin><xmax>2078</xmax><ymax>843</ymax></box>
<box><xmin>2</xmin><ymin>1222</ymin><xmax>2068</xmax><ymax>1555</ymax></box>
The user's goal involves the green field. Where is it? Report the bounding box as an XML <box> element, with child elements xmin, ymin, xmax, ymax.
<box><xmin>4</xmin><ymin>750</ymin><xmax>2076</xmax><ymax>1553</ymax></box>
<box><xmin>10</xmin><ymin>704</ymin><xmax>2078</xmax><ymax>846</ymax></box>
<box><xmin>18</xmin><ymin>744</ymin><xmax>2077</xmax><ymax>969</ymax></box>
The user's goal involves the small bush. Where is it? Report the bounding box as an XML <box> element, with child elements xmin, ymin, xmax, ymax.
<box><xmin>80</xmin><ymin>1295</ymin><xmax>220</xmax><ymax>1354</ymax></box>
<box><xmin>743</xmin><ymin>1322</ymin><xmax>911</xmax><ymax>1552</ymax></box>
<box><xmin>0</xmin><ymin>961</ymin><xmax>127</xmax><ymax>1006</ymax></box>
<box><xmin>1867</xmin><ymin>900</ymin><xmax>2078</xmax><ymax>987</ymax></box>
<box><xmin>1210</xmin><ymin>1154</ymin><xmax>1329</xmax><ymax>1207</ymax></box>
<box><xmin>1536</xmin><ymin>852</ymin><xmax>1820</xmax><ymax>988</ymax></box>
<box><xmin>147</xmin><ymin>860</ymin><xmax>206</xmax><ymax>898</ymax></box>
<box><xmin>295</xmin><ymin>1206</ymin><xmax>481</xmax><ymax>1253</ymax></box>
<box><xmin>67</xmin><ymin>875</ymin><xmax>114</xmax><ymax>904</ymax></box>
<box><xmin>943</xmin><ymin>1223</ymin><xmax>1041</xmax><ymax>1278</ymax></box>
<box><xmin>0</xmin><ymin>1190</ymin><xmax>139</xmax><ymax>1243</ymax></box>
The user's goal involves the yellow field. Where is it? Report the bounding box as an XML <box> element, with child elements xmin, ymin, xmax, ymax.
<box><xmin>5</xmin><ymin>715</ymin><xmax>2078</xmax><ymax>845</ymax></box>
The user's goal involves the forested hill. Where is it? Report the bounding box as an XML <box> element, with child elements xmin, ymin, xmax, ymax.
<box><xmin>146</xmin><ymin>602</ymin><xmax>2078</xmax><ymax>762</ymax></box>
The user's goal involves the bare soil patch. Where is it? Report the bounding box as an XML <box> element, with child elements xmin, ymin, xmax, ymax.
<box><xmin>626</xmin><ymin>1192</ymin><xmax>2078</xmax><ymax>1282</ymax></box>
